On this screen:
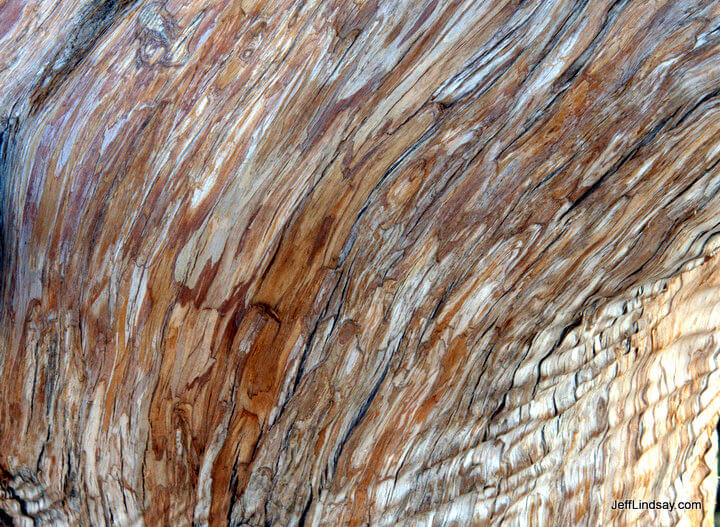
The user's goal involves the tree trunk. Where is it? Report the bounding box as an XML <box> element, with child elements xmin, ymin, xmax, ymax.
<box><xmin>1</xmin><ymin>0</ymin><xmax>719</xmax><ymax>525</ymax></box>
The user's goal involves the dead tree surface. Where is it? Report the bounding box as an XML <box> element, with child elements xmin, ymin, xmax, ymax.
<box><xmin>1</xmin><ymin>0</ymin><xmax>719</xmax><ymax>526</ymax></box>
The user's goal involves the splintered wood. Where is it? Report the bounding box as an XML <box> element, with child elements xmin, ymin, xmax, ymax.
<box><xmin>1</xmin><ymin>0</ymin><xmax>720</xmax><ymax>525</ymax></box>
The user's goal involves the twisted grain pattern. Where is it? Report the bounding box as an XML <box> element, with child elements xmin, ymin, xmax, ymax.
<box><xmin>1</xmin><ymin>0</ymin><xmax>720</xmax><ymax>525</ymax></box>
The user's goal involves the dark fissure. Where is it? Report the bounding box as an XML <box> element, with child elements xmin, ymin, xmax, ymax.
<box><xmin>716</xmin><ymin>420</ymin><xmax>720</xmax><ymax>526</ymax></box>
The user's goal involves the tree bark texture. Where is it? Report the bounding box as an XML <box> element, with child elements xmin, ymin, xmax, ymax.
<box><xmin>1</xmin><ymin>0</ymin><xmax>720</xmax><ymax>526</ymax></box>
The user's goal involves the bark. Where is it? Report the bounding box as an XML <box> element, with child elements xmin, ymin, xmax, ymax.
<box><xmin>1</xmin><ymin>0</ymin><xmax>720</xmax><ymax>525</ymax></box>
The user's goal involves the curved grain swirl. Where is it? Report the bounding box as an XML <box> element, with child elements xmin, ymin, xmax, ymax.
<box><xmin>1</xmin><ymin>0</ymin><xmax>720</xmax><ymax>525</ymax></box>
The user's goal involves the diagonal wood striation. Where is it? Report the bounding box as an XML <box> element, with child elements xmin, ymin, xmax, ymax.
<box><xmin>0</xmin><ymin>0</ymin><xmax>720</xmax><ymax>525</ymax></box>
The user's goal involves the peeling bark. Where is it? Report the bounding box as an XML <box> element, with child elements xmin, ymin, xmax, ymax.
<box><xmin>1</xmin><ymin>0</ymin><xmax>720</xmax><ymax>525</ymax></box>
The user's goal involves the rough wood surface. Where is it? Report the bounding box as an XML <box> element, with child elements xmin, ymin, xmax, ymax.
<box><xmin>1</xmin><ymin>0</ymin><xmax>720</xmax><ymax>525</ymax></box>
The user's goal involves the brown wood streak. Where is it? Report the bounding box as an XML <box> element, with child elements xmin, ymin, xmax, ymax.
<box><xmin>1</xmin><ymin>0</ymin><xmax>720</xmax><ymax>525</ymax></box>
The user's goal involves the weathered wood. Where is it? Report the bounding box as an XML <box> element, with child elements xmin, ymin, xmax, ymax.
<box><xmin>1</xmin><ymin>0</ymin><xmax>720</xmax><ymax>525</ymax></box>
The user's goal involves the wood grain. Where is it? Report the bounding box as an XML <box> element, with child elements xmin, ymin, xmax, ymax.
<box><xmin>1</xmin><ymin>0</ymin><xmax>720</xmax><ymax>525</ymax></box>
